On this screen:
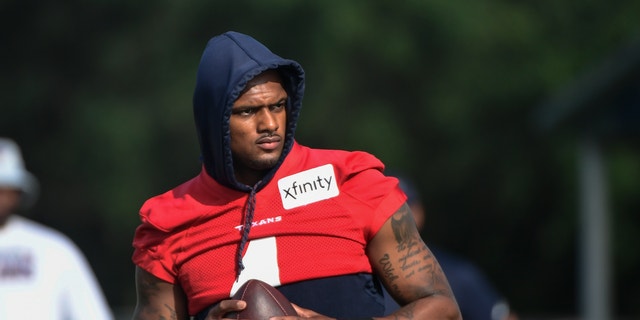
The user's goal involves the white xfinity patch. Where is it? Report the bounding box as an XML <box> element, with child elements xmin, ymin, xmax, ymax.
<box><xmin>278</xmin><ymin>164</ymin><xmax>339</xmax><ymax>209</ymax></box>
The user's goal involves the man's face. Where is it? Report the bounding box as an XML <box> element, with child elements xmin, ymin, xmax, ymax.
<box><xmin>230</xmin><ymin>70</ymin><xmax>288</xmax><ymax>185</ymax></box>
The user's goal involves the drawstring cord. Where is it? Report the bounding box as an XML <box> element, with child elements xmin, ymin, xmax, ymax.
<box><xmin>236</xmin><ymin>185</ymin><xmax>258</xmax><ymax>280</ymax></box>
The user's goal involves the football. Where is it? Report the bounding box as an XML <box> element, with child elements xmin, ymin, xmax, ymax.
<box><xmin>225</xmin><ymin>279</ymin><xmax>297</xmax><ymax>320</ymax></box>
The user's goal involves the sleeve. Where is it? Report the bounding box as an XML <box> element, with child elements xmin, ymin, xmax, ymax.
<box><xmin>131</xmin><ymin>181</ymin><xmax>204</xmax><ymax>284</ymax></box>
<box><xmin>58</xmin><ymin>238</ymin><xmax>114</xmax><ymax>320</ymax></box>
<box><xmin>131</xmin><ymin>216</ymin><xmax>181</xmax><ymax>284</ymax></box>
<box><xmin>337</xmin><ymin>151</ymin><xmax>408</xmax><ymax>240</ymax></box>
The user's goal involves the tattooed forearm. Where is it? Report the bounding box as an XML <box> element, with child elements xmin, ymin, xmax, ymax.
<box><xmin>384</xmin><ymin>204</ymin><xmax>454</xmax><ymax>301</ymax></box>
<box><xmin>391</xmin><ymin>205</ymin><xmax>429</xmax><ymax>279</ymax></box>
<box><xmin>373</xmin><ymin>204</ymin><xmax>461</xmax><ymax>319</ymax></box>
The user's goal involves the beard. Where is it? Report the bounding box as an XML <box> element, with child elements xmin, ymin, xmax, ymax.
<box><xmin>243</xmin><ymin>155</ymin><xmax>280</xmax><ymax>171</ymax></box>
<box><xmin>232</xmin><ymin>151</ymin><xmax>282</xmax><ymax>185</ymax></box>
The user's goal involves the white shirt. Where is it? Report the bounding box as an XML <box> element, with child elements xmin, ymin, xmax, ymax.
<box><xmin>0</xmin><ymin>215</ymin><xmax>114</xmax><ymax>320</ymax></box>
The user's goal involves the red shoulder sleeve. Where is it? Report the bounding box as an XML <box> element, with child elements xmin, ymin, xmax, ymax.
<box><xmin>131</xmin><ymin>179</ymin><xmax>202</xmax><ymax>284</ymax></box>
<box><xmin>131</xmin><ymin>195</ymin><xmax>187</xmax><ymax>284</ymax></box>
<box><xmin>336</xmin><ymin>151</ymin><xmax>407</xmax><ymax>240</ymax></box>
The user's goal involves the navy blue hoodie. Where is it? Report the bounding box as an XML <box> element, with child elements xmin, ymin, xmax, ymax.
<box><xmin>193</xmin><ymin>31</ymin><xmax>305</xmax><ymax>193</ymax></box>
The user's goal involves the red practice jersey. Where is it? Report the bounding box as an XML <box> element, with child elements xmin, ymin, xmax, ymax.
<box><xmin>132</xmin><ymin>142</ymin><xmax>407</xmax><ymax>315</ymax></box>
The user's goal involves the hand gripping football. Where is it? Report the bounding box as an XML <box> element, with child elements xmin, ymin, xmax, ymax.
<box><xmin>225</xmin><ymin>279</ymin><xmax>297</xmax><ymax>320</ymax></box>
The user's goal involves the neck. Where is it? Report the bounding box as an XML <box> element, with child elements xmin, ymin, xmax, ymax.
<box><xmin>234</xmin><ymin>169</ymin><xmax>266</xmax><ymax>188</ymax></box>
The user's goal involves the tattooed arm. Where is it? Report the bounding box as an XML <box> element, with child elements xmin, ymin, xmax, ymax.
<box><xmin>132</xmin><ymin>266</ymin><xmax>189</xmax><ymax>320</ymax></box>
<box><xmin>367</xmin><ymin>203</ymin><xmax>461</xmax><ymax>320</ymax></box>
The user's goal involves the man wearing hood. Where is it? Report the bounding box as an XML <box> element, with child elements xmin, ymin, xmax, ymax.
<box><xmin>132</xmin><ymin>31</ymin><xmax>461</xmax><ymax>320</ymax></box>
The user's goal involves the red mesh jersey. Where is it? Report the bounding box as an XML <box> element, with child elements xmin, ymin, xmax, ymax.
<box><xmin>132</xmin><ymin>142</ymin><xmax>407</xmax><ymax>315</ymax></box>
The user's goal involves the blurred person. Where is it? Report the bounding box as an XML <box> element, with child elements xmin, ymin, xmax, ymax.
<box><xmin>0</xmin><ymin>138</ymin><xmax>114</xmax><ymax>320</ymax></box>
<box><xmin>131</xmin><ymin>31</ymin><xmax>461</xmax><ymax>320</ymax></box>
<box><xmin>394</xmin><ymin>173</ymin><xmax>518</xmax><ymax>320</ymax></box>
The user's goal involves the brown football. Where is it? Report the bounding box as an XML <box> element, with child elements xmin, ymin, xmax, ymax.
<box><xmin>225</xmin><ymin>279</ymin><xmax>297</xmax><ymax>320</ymax></box>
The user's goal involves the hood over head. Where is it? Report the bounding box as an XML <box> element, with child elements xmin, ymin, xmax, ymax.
<box><xmin>193</xmin><ymin>31</ymin><xmax>305</xmax><ymax>192</ymax></box>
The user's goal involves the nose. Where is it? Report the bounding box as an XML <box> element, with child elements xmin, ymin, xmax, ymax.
<box><xmin>257</xmin><ymin>108</ymin><xmax>279</xmax><ymax>133</ymax></box>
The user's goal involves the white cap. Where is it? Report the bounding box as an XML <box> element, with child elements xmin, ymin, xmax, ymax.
<box><xmin>0</xmin><ymin>138</ymin><xmax>39</xmax><ymax>208</ymax></box>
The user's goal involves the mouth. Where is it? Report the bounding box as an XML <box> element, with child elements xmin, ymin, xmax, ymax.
<box><xmin>256</xmin><ymin>135</ymin><xmax>282</xmax><ymax>151</ymax></box>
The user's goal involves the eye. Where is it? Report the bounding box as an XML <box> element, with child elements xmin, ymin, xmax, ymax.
<box><xmin>233</xmin><ymin>108</ymin><xmax>256</xmax><ymax>116</ymax></box>
<box><xmin>270</xmin><ymin>102</ymin><xmax>286</xmax><ymax>112</ymax></box>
